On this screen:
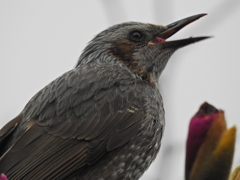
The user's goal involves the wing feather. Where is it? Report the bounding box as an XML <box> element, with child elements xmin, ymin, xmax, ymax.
<box><xmin>0</xmin><ymin>114</ymin><xmax>22</xmax><ymax>155</ymax></box>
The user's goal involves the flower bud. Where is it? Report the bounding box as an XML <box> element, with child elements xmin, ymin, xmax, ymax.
<box><xmin>0</xmin><ymin>174</ymin><xmax>8</xmax><ymax>180</ymax></box>
<box><xmin>185</xmin><ymin>102</ymin><xmax>236</xmax><ymax>180</ymax></box>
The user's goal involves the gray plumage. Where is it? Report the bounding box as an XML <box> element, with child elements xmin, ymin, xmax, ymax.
<box><xmin>0</xmin><ymin>14</ymin><xmax>209</xmax><ymax>179</ymax></box>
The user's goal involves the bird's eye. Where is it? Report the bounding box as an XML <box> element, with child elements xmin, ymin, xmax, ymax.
<box><xmin>130</xmin><ymin>31</ymin><xmax>144</xmax><ymax>41</ymax></box>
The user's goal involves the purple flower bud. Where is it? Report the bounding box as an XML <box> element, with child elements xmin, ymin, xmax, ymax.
<box><xmin>185</xmin><ymin>102</ymin><xmax>219</xmax><ymax>180</ymax></box>
<box><xmin>185</xmin><ymin>102</ymin><xmax>236</xmax><ymax>180</ymax></box>
<box><xmin>0</xmin><ymin>174</ymin><xmax>8</xmax><ymax>180</ymax></box>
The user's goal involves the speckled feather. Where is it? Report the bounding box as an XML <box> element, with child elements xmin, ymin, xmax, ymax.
<box><xmin>0</xmin><ymin>62</ymin><xmax>164</xmax><ymax>179</ymax></box>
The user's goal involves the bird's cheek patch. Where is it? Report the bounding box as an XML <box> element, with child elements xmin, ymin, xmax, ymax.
<box><xmin>108</xmin><ymin>40</ymin><xmax>154</xmax><ymax>84</ymax></box>
<box><xmin>109</xmin><ymin>40</ymin><xmax>134</xmax><ymax>61</ymax></box>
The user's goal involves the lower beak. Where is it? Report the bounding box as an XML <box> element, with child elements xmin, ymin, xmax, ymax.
<box><xmin>161</xmin><ymin>36</ymin><xmax>210</xmax><ymax>49</ymax></box>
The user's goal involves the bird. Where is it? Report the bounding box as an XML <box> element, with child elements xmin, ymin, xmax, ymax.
<box><xmin>0</xmin><ymin>14</ymin><xmax>209</xmax><ymax>180</ymax></box>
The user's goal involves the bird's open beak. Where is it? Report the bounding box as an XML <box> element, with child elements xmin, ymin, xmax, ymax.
<box><xmin>149</xmin><ymin>14</ymin><xmax>211</xmax><ymax>48</ymax></box>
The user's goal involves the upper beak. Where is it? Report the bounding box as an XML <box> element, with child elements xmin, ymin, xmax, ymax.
<box><xmin>150</xmin><ymin>14</ymin><xmax>211</xmax><ymax>48</ymax></box>
<box><xmin>161</xmin><ymin>13</ymin><xmax>207</xmax><ymax>39</ymax></box>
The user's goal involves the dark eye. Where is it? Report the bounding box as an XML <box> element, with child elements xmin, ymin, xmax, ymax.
<box><xmin>130</xmin><ymin>31</ymin><xmax>144</xmax><ymax>41</ymax></box>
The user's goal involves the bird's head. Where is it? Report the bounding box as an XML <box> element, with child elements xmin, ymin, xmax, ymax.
<box><xmin>78</xmin><ymin>14</ymin><xmax>210</xmax><ymax>82</ymax></box>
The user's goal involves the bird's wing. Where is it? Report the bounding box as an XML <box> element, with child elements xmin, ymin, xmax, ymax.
<box><xmin>0</xmin><ymin>114</ymin><xmax>22</xmax><ymax>155</ymax></box>
<box><xmin>0</xmin><ymin>65</ymin><xmax>146</xmax><ymax>179</ymax></box>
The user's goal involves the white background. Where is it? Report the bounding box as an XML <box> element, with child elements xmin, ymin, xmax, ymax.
<box><xmin>0</xmin><ymin>1</ymin><xmax>240</xmax><ymax>179</ymax></box>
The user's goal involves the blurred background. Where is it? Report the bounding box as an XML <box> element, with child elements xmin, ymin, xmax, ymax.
<box><xmin>0</xmin><ymin>1</ymin><xmax>240</xmax><ymax>179</ymax></box>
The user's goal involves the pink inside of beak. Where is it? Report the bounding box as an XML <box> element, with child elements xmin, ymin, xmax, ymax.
<box><xmin>152</xmin><ymin>36</ymin><xmax>166</xmax><ymax>43</ymax></box>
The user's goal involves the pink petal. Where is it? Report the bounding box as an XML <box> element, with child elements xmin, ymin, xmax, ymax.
<box><xmin>0</xmin><ymin>174</ymin><xmax>8</xmax><ymax>180</ymax></box>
